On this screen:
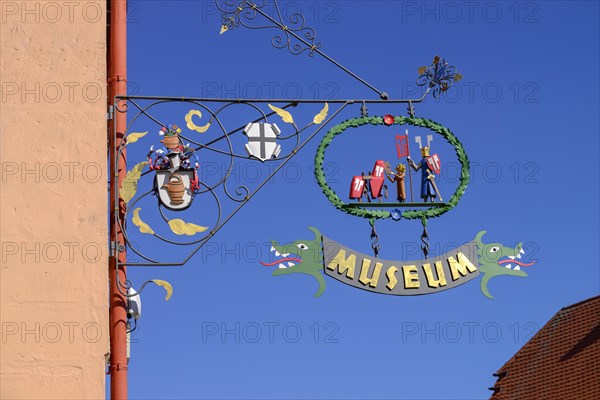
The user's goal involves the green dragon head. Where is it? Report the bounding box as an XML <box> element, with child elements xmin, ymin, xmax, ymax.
<box><xmin>260</xmin><ymin>226</ymin><xmax>325</xmax><ymax>298</ymax></box>
<box><xmin>475</xmin><ymin>230</ymin><xmax>536</xmax><ymax>299</ymax></box>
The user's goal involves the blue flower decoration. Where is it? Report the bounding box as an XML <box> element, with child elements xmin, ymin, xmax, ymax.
<box><xmin>391</xmin><ymin>209</ymin><xmax>402</xmax><ymax>221</ymax></box>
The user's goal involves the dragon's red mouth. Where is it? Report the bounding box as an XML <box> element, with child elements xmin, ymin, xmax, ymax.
<box><xmin>498</xmin><ymin>258</ymin><xmax>536</xmax><ymax>267</ymax></box>
<box><xmin>261</xmin><ymin>246</ymin><xmax>302</xmax><ymax>269</ymax></box>
<box><xmin>497</xmin><ymin>249</ymin><xmax>537</xmax><ymax>270</ymax></box>
<box><xmin>260</xmin><ymin>257</ymin><xmax>302</xmax><ymax>267</ymax></box>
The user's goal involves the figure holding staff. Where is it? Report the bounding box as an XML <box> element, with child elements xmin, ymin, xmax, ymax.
<box><xmin>386</xmin><ymin>129</ymin><xmax>413</xmax><ymax>202</ymax></box>
<box><xmin>407</xmin><ymin>135</ymin><xmax>443</xmax><ymax>202</ymax></box>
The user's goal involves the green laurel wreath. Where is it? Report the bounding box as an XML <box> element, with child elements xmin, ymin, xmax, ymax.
<box><xmin>314</xmin><ymin>115</ymin><xmax>470</xmax><ymax>221</ymax></box>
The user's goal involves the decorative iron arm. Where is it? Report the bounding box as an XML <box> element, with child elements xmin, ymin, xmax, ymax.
<box><xmin>217</xmin><ymin>0</ymin><xmax>389</xmax><ymax>99</ymax></box>
<box><xmin>112</xmin><ymin>96</ymin><xmax>352</xmax><ymax>267</ymax></box>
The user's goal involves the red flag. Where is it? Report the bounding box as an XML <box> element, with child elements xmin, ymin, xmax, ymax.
<box><xmin>396</xmin><ymin>135</ymin><xmax>409</xmax><ymax>158</ymax></box>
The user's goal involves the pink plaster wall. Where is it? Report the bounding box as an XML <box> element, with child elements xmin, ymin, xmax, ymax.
<box><xmin>1</xmin><ymin>1</ymin><xmax>108</xmax><ymax>398</ymax></box>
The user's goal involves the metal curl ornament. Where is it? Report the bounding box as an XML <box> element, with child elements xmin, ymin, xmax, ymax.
<box><xmin>369</xmin><ymin>218</ymin><xmax>380</xmax><ymax>258</ymax></box>
<box><xmin>113</xmin><ymin>96</ymin><xmax>345</xmax><ymax>267</ymax></box>
<box><xmin>216</xmin><ymin>0</ymin><xmax>387</xmax><ymax>99</ymax></box>
<box><xmin>417</xmin><ymin>56</ymin><xmax>463</xmax><ymax>99</ymax></box>
<box><xmin>420</xmin><ymin>217</ymin><xmax>430</xmax><ymax>259</ymax></box>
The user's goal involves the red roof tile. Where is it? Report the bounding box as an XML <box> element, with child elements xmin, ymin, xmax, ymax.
<box><xmin>490</xmin><ymin>296</ymin><xmax>600</xmax><ymax>399</ymax></box>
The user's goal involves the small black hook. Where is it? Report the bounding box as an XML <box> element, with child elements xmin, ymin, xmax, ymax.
<box><xmin>421</xmin><ymin>226</ymin><xmax>430</xmax><ymax>259</ymax></box>
<box><xmin>370</xmin><ymin>220</ymin><xmax>380</xmax><ymax>258</ymax></box>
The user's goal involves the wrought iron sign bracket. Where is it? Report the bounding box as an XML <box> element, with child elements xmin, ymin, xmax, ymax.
<box><xmin>111</xmin><ymin>0</ymin><xmax>464</xmax><ymax>272</ymax></box>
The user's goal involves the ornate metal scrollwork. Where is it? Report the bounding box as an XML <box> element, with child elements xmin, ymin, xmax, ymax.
<box><xmin>416</xmin><ymin>56</ymin><xmax>463</xmax><ymax>99</ymax></box>
<box><xmin>217</xmin><ymin>0</ymin><xmax>322</xmax><ymax>56</ymax></box>
<box><xmin>112</xmin><ymin>96</ymin><xmax>352</xmax><ymax>267</ymax></box>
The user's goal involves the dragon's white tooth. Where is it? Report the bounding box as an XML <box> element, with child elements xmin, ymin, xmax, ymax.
<box><xmin>514</xmin><ymin>265</ymin><xmax>521</xmax><ymax>271</ymax></box>
<box><xmin>517</xmin><ymin>254</ymin><xmax>522</xmax><ymax>259</ymax></box>
<box><xmin>505</xmin><ymin>264</ymin><xmax>512</xmax><ymax>269</ymax></box>
<box><xmin>520</xmin><ymin>249</ymin><xmax>525</xmax><ymax>254</ymax></box>
<box><xmin>275</xmin><ymin>251</ymin><xmax>281</xmax><ymax>257</ymax></box>
<box><xmin>288</xmin><ymin>262</ymin><xmax>295</xmax><ymax>267</ymax></box>
<box><xmin>270</xmin><ymin>246</ymin><xmax>275</xmax><ymax>252</ymax></box>
<box><xmin>508</xmin><ymin>256</ymin><xmax>515</xmax><ymax>260</ymax></box>
<box><xmin>278</xmin><ymin>264</ymin><xmax>286</xmax><ymax>269</ymax></box>
<box><xmin>282</xmin><ymin>253</ymin><xmax>290</xmax><ymax>257</ymax></box>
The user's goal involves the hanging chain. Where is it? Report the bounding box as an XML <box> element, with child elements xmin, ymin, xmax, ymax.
<box><xmin>369</xmin><ymin>218</ymin><xmax>380</xmax><ymax>258</ymax></box>
<box><xmin>420</xmin><ymin>217</ymin><xmax>430</xmax><ymax>258</ymax></box>
<box><xmin>407</xmin><ymin>101</ymin><xmax>415</xmax><ymax>117</ymax></box>
<box><xmin>361</xmin><ymin>101</ymin><xmax>368</xmax><ymax>117</ymax></box>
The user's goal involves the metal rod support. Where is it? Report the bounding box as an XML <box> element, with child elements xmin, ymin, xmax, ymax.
<box><xmin>343</xmin><ymin>202</ymin><xmax>448</xmax><ymax>208</ymax></box>
<box><xmin>116</xmin><ymin>95</ymin><xmax>428</xmax><ymax>104</ymax></box>
<box><xmin>249</xmin><ymin>2</ymin><xmax>388</xmax><ymax>99</ymax></box>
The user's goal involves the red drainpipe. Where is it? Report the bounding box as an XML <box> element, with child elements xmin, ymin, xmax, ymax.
<box><xmin>108</xmin><ymin>0</ymin><xmax>127</xmax><ymax>398</ymax></box>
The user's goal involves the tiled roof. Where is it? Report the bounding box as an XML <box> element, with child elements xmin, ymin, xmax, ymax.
<box><xmin>489</xmin><ymin>296</ymin><xmax>600</xmax><ymax>399</ymax></box>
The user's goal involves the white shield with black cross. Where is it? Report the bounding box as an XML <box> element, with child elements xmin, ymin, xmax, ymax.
<box><xmin>243</xmin><ymin>122</ymin><xmax>281</xmax><ymax>161</ymax></box>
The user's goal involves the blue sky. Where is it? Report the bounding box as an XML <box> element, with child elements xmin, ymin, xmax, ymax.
<box><xmin>114</xmin><ymin>1</ymin><xmax>599</xmax><ymax>399</ymax></box>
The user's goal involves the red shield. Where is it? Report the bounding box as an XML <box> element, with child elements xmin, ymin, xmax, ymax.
<box><xmin>426</xmin><ymin>154</ymin><xmax>441</xmax><ymax>174</ymax></box>
<box><xmin>349</xmin><ymin>176</ymin><xmax>365</xmax><ymax>199</ymax></box>
<box><xmin>370</xmin><ymin>160</ymin><xmax>386</xmax><ymax>198</ymax></box>
<box><xmin>370</xmin><ymin>177</ymin><xmax>384</xmax><ymax>198</ymax></box>
<box><xmin>372</xmin><ymin>160</ymin><xmax>386</xmax><ymax>178</ymax></box>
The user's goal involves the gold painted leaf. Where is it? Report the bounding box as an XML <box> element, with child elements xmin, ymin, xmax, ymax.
<box><xmin>268</xmin><ymin>104</ymin><xmax>294</xmax><ymax>124</ymax></box>
<box><xmin>121</xmin><ymin>161</ymin><xmax>149</xmax><ymax>203</ymax></box>
<box><xmin>313</xmin><ymin>103</ymin><xmax>329</xmax><ymax>124</ymax></box>
<box><xmin>126</xmin><ymin>131</ymin><xmax>148</xmax><ymax>144</ymax></box>
<box><xmin>433</xmin><ymin>55</ymin><xmax>440</xmax><ymax>64</ymax></box>
<box><xmin>220</xmin><ymin>25</ymin><xmax>229</xmax><ymax>35</ymax></box>
<box><xmin>132</xmin><ymin>207</ymin><xmax>154</xmax><ymax>235</ymax></box>
<box><xmin>152</xmin><ymin>279</ymin><xmax>173</xmax><ymax>301</ymax></box>
<box><xmin>185</xmin><ymin>109</ymin><xmax>211</xmax><ymax>133</ymax></box>
<box><xmin>454</xmin><ymin>73</ymin><xmax>463</xmax><ymax>82</ymax></box>
<box><xmin>418</xmin><ymin>66</ymin><xmax>427</xmax><ymax>75</ymax></box>
<box><xmin>168</xmin><ymin>218</ymin><xmax>209</xmax><ymax>236</ymax></box>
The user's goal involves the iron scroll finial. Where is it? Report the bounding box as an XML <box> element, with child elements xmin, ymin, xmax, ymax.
<box><xmin>417</xmin><ymin>56</ymin><xmax>463</xmax><ymax>99</ymax></box>
<box><xmin>217</xmin><ymin>0</ymin><xmax>389</xmax><ymax>99</ymax></box>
